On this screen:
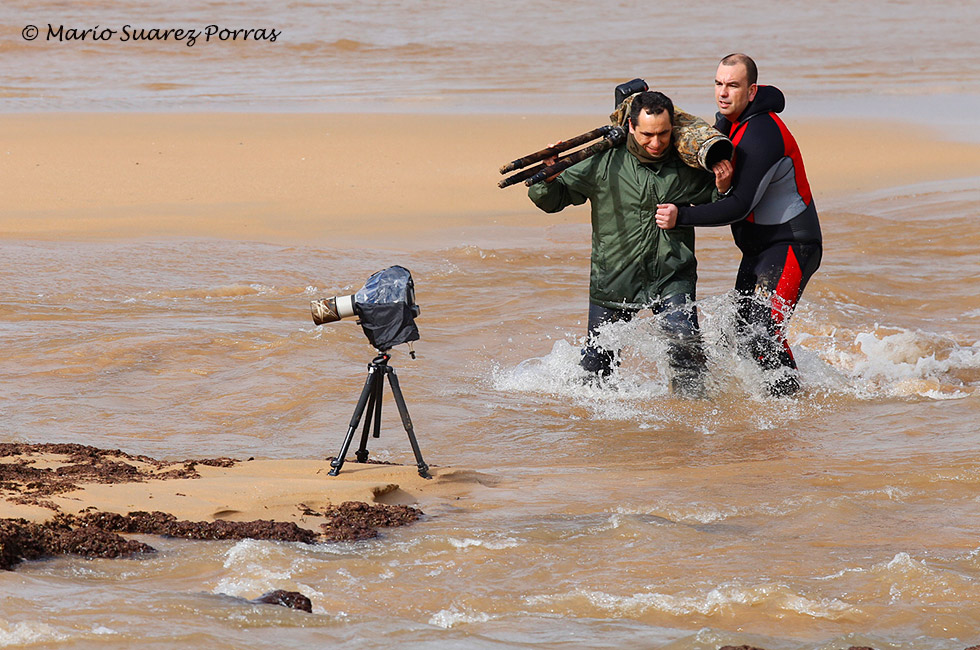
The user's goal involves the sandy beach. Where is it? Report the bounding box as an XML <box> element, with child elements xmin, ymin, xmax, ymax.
<box><xmin>4</xmin><ymin>0</ymin><xmax>980</xmax><ymax>644</ymax></box>
<box><xmin>0</xmin><ymin>443</ymin><xmax>488</xmax><ymax>527</ymax></box>
<box><xmin>4</xmin><ymin>113</ymin><xmax>980</xmax><ymax>246</ymax></box>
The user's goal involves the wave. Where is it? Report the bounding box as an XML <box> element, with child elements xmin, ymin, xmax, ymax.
<box><xmin>428</xmin><ymin>606</ymin><xmax>496</xmax><ymax>628</ymax></box>
<box><xmin>524</xmin><ymin>582</ymin><xmax>860</xmax><ymax>621</ymax></box>
<box><xmin>801</xmin><ymin>324</ymin><xmax>979</xmax><ymax>399</ymax></box>
<box><xmin>446</xmin><ymin>536</ymin><xmax>521</xmax><ymax>551</ymax></box>
<box><xmin>0</xmin><ymin>620</ymin><xmax>69</xmax><ymax>647</ymax></box>
<box><xmin>147</xmin><ymin>283</ymin><xmax>279</xmax><ymax>299</ymax></box>
<box><xmin>286</xmin><ymin>39</ymin><xmax>453</xmax><ymax>59</ymax></box>
<box><xmin>492</xmin><ymin>291</ymin><xmax>979</xmax><ymax>424</ymax></box>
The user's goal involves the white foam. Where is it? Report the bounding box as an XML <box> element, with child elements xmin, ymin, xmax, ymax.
<box><xmin>526</xmin><ymin>583</ymin><xmax>856</xmax><ymax>620</ymax></box>
<box><xmin>428</xmin><ymin>606</ymin><xmax>494</xmax><ymax>628</ymax></box>
<box><xmin>809</xmin><ymin>325</ymin><xmax>978</xmax><ymax>399</ymax></box>
<box><xmin>447</xmin><ymin>537</ymin><xmax>521</xmax><ymax>550</ymax></box>
<box><xmin>490</xmin><ymin>333</ymin><xmax>680</xmax><ymax>426</ymax></box>
<box><xmin>0</xmin><ymin>621</ymin><xmax>68</xmax><ymax>646</ymax></box>
<box><xmin>214</xmin><ymin>539</ymin><xmax>299</xmax><ymax>598</ymax></box>
<box><xmin>495</xmin><ymin>294</ymin><xmax>979</xmax><ymax>416</ymax></box>
<box><xmin>867</xmin><ymin>551</ymin><xmax>976</xmax><ymax>604</ymax></box>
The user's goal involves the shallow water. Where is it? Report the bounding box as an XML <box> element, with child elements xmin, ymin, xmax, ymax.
<box><xmin>2</xmin><ymin>0</ymin><xmax>980</xmax><ymax>119</ymax></box>
<box><xmin>1</xmin><ymin>178</ymin><xmax>979</xmax><ymax>648</ymax></box>
<box><xmin>3</xmin><ymin>0</ymin><xmax>980</xmax><ymax>646</ymax></box>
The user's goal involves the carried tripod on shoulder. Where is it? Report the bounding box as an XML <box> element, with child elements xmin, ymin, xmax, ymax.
<box><xmin>496</xmin><ymin>78</ymin><xmax>733</xmax><ymax>189</ymax></box>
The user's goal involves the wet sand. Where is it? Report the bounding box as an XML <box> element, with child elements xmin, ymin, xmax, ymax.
<box><xmin>4</xmin><ymin>113</ymin><xmax>980</xmax><ymax>246</ymax></box>
<box><xmin>0</xmin><ymin>442</ymin><xmax>486</xmax><ymax>570</ymax></box>
<box><xmin>0</xmin><ymin>443</ymin><xmax>485</xmax><ymax>528</ymax></box>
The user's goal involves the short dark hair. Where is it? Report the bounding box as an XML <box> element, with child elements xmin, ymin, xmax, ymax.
<box><xmin>629</xmin><ymin>91</ymin><xmax>674</xmax><ymax>127</ymax></box>
<box><xmin>720</xmin><ymin>53</ymin><xmax>758</xmax><ymax>86</ymax></box>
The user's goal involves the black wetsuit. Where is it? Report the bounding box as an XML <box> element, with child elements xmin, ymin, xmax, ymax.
<box><xmin>676</xmin><ymin>85</ymin><xmax>822</xmax><ymax>395</ymax></box>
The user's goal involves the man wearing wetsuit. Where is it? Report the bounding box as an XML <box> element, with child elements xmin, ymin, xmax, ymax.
<box><xmin>655</xmin><ymin>53</ymin><xmax>822</xmax><ymax>396</ymax></box>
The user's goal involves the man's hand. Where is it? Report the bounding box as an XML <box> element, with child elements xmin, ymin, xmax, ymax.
<box><xmin>542</xmin><ymin>141</ymin><xmax>562</xmax><ymax>182</ymax></box>
<box><xmin>655</xmin><ymin>203</ymin><xmax>678</xmax><ymax>229</ymax></box>
<box><xmin>712</xmin><ymin>159</ymin><xmax>733</xmax><ymax>194</ymax></box>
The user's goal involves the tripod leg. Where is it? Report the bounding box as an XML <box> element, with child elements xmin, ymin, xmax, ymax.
<box><xmin>372</xmin><ymin>368</ymin><xmax>386</xmax><ymax>439</ymax></box>
<box><xmin>355</xmin><ymin>370</ymin><xmax>383</xmax><ymax>463</ymax></box>
<box><xmin>329</xmin><ymin>365</ymin><xmax>379</xmax><ymax>476</ymax></box>
<box><xmin>385</xmin><ymin>368</ymin><xmax>432</xmax><ymax>479</ymax></box>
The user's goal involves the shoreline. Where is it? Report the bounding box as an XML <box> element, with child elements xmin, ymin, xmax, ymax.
<box><xmin>2</xmin><ymin>112</ymin><xmax>979</xmax><ymax>248</ymax></box>
<box><xmin>0</xmin><ymin>443</ymin><xmax>488</xmax><ymax>529</ymax></box>
<box><xmin>0</xmin><ymin>443</ymin><xmax>489</xmax><ymax>571</ymax></box>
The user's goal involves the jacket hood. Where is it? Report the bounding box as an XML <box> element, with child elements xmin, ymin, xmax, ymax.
<box><xmin>718</xmin><ymin>85</ymin><xmax>785</xmax><ymax>125</ymax></box>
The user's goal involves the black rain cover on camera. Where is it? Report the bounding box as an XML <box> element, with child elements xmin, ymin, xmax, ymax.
<box><xmin>358</xmin><ymin>303</ymin><xmax>420</xmax><ymax>350</ymax></box>
<box><xmin>354</xmin><ymin>266</ymin><xmax>420</xmax><ymax>350</ymax></box>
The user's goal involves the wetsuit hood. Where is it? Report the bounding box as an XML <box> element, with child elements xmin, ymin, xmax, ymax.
<box><xmin>717</xmin><ymin>85</ymin><xmax>785</xmax><ymax>125</ymax></box>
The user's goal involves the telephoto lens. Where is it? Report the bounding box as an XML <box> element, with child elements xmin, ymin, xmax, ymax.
<box><xmin>310</xmin><ymin>294</ymin><xmax>356</xmax><ymax>325</ymax></box>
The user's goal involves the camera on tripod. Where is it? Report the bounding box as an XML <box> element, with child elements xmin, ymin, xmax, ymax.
<box><xmin>309</xmin><ymin>265</ymin><xmax>430</xmax><ymax>479</ymax></box>
<box><xmin>311</xmin><ymin>265</ymin><xmax>420</xmax><ymax>355</ymax></box>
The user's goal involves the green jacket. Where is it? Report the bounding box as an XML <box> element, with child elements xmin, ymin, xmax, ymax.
<box><xmin>528</xmin><ymin>144</ymin><xmax>716</xmax><ymax>310</ymax></box>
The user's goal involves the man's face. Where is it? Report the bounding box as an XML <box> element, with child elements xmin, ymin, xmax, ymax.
<box><xmin>715</xmin><ymin>62</ymin><xmax>757</xmax><ymax>121</ymax></box>
<box><xmin>629</xmin><ymin>110</ymin><xmax>672</xmax><ymax>158</ymax></box>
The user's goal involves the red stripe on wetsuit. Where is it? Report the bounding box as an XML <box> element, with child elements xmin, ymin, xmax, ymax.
<box><xmin>771</xmin><ymin>245</ymin><xmax>804</xmax><ymax>363</ymax></box>
<box><xmin>771</xmin><ymin>114</ymin><xmax>813</xmax><ymax>205</ymax></box>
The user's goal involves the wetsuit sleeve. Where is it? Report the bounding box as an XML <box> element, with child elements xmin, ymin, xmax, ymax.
<box><xmin>527</xmin><ymin>157</ymin><xmax>594</xmax><ymax>213</ymax></box>
<box><xmin>675</xmin><ymin>115</ymin><xmax>785</xmax><ymax>226</ymax></box>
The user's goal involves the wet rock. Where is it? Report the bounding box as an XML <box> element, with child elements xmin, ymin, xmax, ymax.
<box><xmin>43</xmin><ymin>522</ymin><xmax>154</xmax><ymax>559</ymax></box>
<box><xmin>1</xmin><ymin>502</ymin><xmax>423</xmax><ymax>571</ymax></box>
<box><xmin>252</xmin><ymin>589</ymin><xmax>313</xmax><ymax>613</ymax></box>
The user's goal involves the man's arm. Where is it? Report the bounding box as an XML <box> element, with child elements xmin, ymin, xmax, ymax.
<box><xmin>656</xmin><ymin>115</ymin><xmax>785</xmax><ymax>228</ymax></box>
<box><xmin>655</xmin><ymin>159</ymin><xmax>732</xmax><ymax>226</ymax></box>
<box><xmin>527</xmin><ymin>151</ymin><xmax>595</xmax><ymax>213</ymax></box>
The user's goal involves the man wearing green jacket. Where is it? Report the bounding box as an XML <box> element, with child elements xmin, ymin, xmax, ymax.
<box><xmin>528</xmin><ymin>91</ymin><xmax>729</xmax><ymax>396</ymax></box>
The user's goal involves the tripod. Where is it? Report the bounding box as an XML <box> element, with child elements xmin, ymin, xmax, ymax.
<box><xmin>328</xmin><ymin>350</ymin><xmax>431</xmax><ymax>479</ymax></box>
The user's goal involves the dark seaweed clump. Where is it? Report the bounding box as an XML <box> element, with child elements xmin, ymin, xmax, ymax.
<box><xmin>0</xmin><ymin>442</ymin><xmax>237</xmax><ymax>510</ymax></box>
<box><xmin>0</xmin><ymin>501</ymin><xmax>421</xmax><ymax>571</ymax></box>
